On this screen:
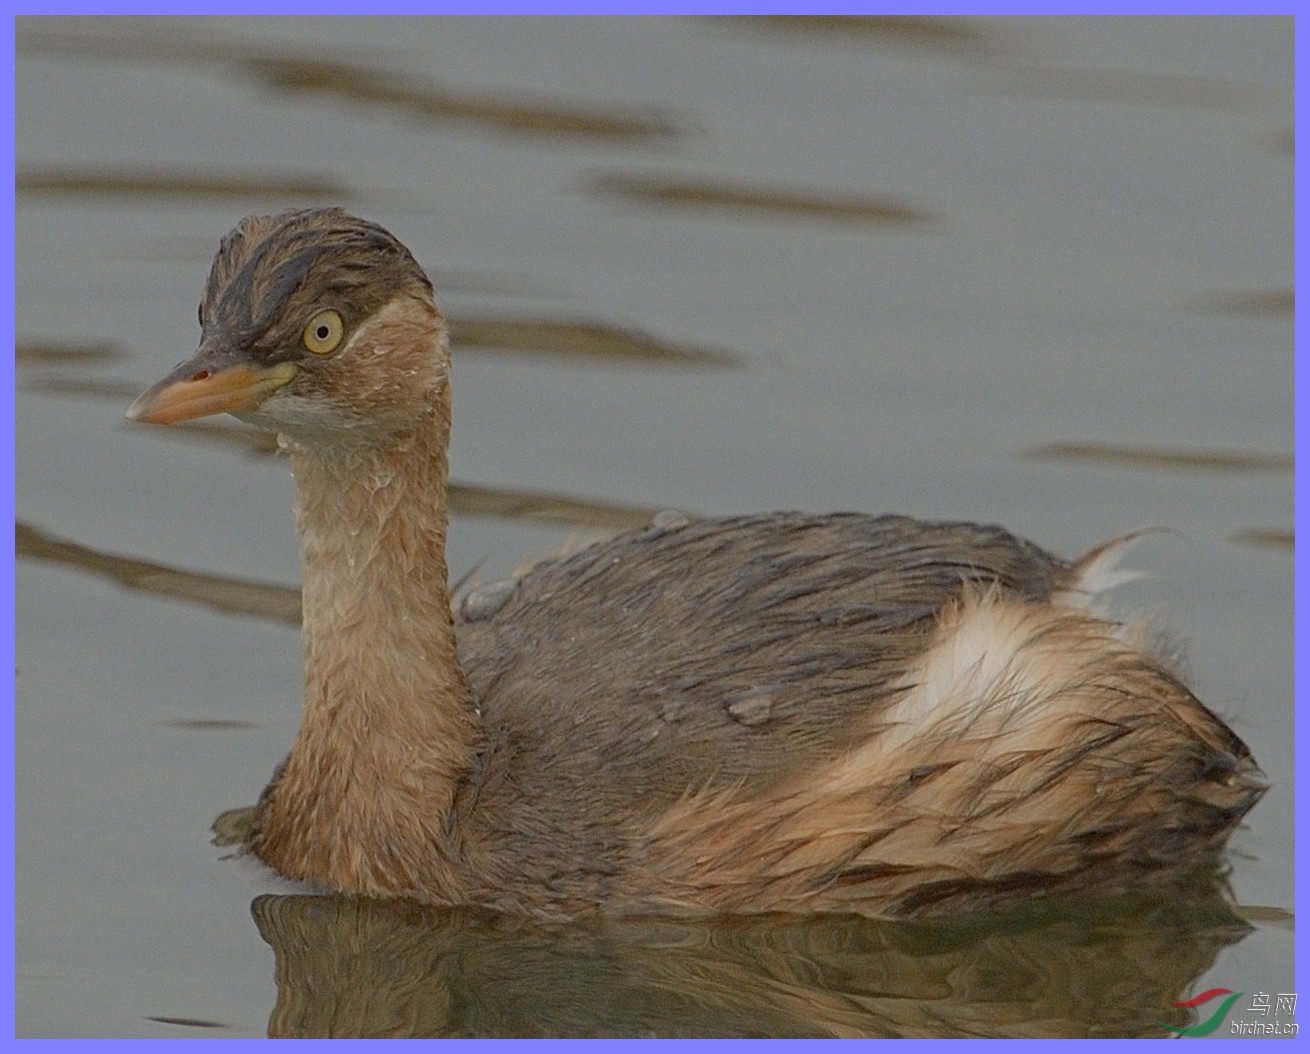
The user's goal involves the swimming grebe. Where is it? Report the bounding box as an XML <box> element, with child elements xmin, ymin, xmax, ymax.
<box><xmin>127</xmin><ymin>208</ymin><xmax>1264</xmax><ymax>919</ymax></box>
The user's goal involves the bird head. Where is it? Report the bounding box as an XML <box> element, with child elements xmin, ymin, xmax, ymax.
<box><xmin>127</xmin><ymin>208</ymin><xmax>449</xmax><ymax>448</ymax></box>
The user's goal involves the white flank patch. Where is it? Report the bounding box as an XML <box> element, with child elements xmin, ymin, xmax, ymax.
<box><xmin>880</xmin><ymin>597</ymin><xmax>1048</xmax><ymax>750</ymax></box>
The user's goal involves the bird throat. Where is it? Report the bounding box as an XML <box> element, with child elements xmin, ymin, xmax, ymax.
<box><xmin>254</xmin><ymin>391</ymin><xmax>480</xmax><ymax>897</ymax></box>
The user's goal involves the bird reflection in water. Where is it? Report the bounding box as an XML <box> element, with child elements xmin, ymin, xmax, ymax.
<box><xmin>251</xmin><ymin>881</ymin><xmax>1251</xmax><ymax>1038</ymax></box>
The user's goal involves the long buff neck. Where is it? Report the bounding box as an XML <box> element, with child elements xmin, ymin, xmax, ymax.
<box><xmin>251</xmin><ymin>325</ymin><xmax>480</xmax><ymax>900</ymax></box>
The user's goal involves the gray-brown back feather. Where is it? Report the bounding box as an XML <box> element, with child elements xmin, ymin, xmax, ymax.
<box><xmin>450</xmin><ymin>513</ymin><xmax>1072</xmax><ymax>893</ymax></box>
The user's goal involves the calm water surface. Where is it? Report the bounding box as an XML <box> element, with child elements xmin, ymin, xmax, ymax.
<box><xmin>15</xmin><ymin>16</ymin><xmax>1293</xmax><ymax>1038</ymax></box>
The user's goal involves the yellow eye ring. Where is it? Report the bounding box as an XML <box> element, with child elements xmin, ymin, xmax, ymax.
<box><xmin>302</xmin><ymin>309</ymin><xmax>345</xmax><ymax>355</ymax></box>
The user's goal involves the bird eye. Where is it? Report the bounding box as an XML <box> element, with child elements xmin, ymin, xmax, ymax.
<box><xmin>302</xmin><ymin>309</ymin><xmax>345</xmax><ymax>355</ymax></box>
